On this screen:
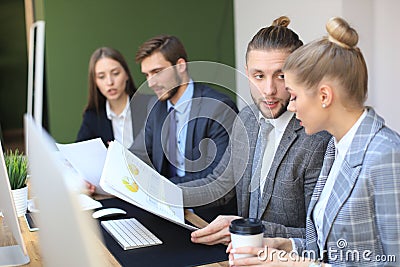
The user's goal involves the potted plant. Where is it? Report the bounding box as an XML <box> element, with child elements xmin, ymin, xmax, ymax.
<box><xmin>4</xmin><ymin>149</ymin><xmax>28</xmax><ymax>217</ymax></box>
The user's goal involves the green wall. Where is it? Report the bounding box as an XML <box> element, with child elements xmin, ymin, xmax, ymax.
<box><xmin>44</xmin><ymin>0</ymin><xmax>236</xmax><ymax>143</ymax></box>
<box><xmin>0</xmin><ymin>0</ymin><xmax>27</xmax><ymax>130</ymax></box>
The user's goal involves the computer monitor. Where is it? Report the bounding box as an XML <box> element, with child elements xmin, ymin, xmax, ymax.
<box><xmin>27</xmin><ymin>20</ymin><xmax>45</xmax><ymax>127</ymax></box>
<box><xmin>0</xmin><ymin>141</ymin><xmax>30</xmax><ymax>266</ymax></box>
<box><xmin>24</xmin><ymin>114</ymin><xmax>107</xmax><ymax>267</ymax></box>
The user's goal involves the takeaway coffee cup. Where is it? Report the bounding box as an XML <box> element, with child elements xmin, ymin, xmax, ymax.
<box><xmin>229</xmin><ymin>218</ymin><xmax>264</xmax><ymax>259</ymax></box>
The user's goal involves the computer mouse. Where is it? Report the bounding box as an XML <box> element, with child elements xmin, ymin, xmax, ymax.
<box><xmin>92</xmin><ymin>208</ymin><xmax>127</xmax><ymax>219</ymax></box>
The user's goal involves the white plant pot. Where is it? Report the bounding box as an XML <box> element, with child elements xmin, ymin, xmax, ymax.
<box><xmin>11</xmin><ymin>186</ymin><xmax>28</xmax><ymax>217</ymax></box>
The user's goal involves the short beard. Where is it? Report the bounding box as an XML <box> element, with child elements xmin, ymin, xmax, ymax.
<box><xmin>160</xmin><ymin>66</ymin><xmax>182</xmax><ymax>102</ymax></box>
<box><xmin>252</xmin><ymin>95</ymin><xmax>289</xmax><ymax>119</ymax></box>
<box><xmin>162</xmin><ymin>86</ymin><xmax>179</xmax><ymax>101</ymax></box>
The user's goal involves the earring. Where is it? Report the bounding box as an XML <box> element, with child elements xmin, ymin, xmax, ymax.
<box><xmin>322</xmin><ymin>103</ymin><xmax>327</xmax><ymax>108</ymax></box>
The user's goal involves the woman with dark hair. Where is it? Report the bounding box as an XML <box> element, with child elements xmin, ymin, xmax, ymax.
<box><xmin>77</xmin><ymin>47</ymin><xmax>150</xmax><ymax>148</ymax></box>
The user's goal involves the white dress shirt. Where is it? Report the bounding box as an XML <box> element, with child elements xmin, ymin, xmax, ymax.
<box><xmin>106</xmin><ymin>96</ymin><xmax>133</xmax><ymax>148</ymax></box>
<box><xmin>259</xmin><ymin>110</ymin><xmax>294</xmax><ymax>195</ymax></box>
<box><xmin>313</xmin><ymin>109</ymin><xmax>367</xmax><ymax>254</ymax></box>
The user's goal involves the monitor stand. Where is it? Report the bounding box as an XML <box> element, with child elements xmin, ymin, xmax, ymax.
<box><xmin>0</xmin><ymin>245</ymin><xmax>30</xmax><ymax>266</ymax></box>
<box><xmin>0</xmin><ymin>140</ymin><xmax>30</xmax><ymax>266</ymax></box>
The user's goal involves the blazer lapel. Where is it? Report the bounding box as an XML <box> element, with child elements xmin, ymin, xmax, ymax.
<box><xmin>185</xmin><ymin>85</ymin><xmax>202</xmax><ymax>172</ymax></box>
<box><xmin>305</xmin><ymin>137</ymin><xmax>335</xmax><ymax>254</ymax></box>
<box><xmin>320</xmin><ymin>107</ymin><xmax>384</xmax><ymax>248</ymax></box>
<box><xmin>321</xmin><ymin>161</ymin><xmax>361</xmax><ymax>248</ymax></box>
<box><xmin>103</xmin><ymin>119</ymin><xmax>114</xmax><ymax>143</ymax></box>
<box><xmin>155</xmin><ymin>102</ymin><xmax>169</xmax><ymax>172</ymax></box>
<box><xmin>257</xmin><ymin>115</ymin><xmax>301</xmax><ymax>217</ymax></box>
<box><xmin>240</xmin><ymin>106</ymin><xmax>260</xmax><ymax>218</ymax></box>
<box><xmin>308</xmin><ymin>138</ymin><xmax>336</xmax><ymax>215</ymax></box>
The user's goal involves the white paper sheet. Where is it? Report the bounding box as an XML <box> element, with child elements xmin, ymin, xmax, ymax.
<box><xmin>56</xmin><ymin>138</ymin><xmax>107</xmax><ymax>189</ymax></box>
<box><xmin>27</xmin><ymin>194</ymin><xmax>102</xmax><ymax>212</ymax></box>
<box><xmin>100</xmin><ymin>141</ymin><xmax>197</xmax><ymax>231</ymax></box>
<box><xmin>78</xmin><ymin>194</ymin><xmax>103</xmax><ymax>210</ymax></box>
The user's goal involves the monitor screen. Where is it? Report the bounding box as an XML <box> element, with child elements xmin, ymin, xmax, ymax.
<box><xmin>24</xmin><ymin>114</ymin><xmax>107</xmax><ymax>267</ymax></box>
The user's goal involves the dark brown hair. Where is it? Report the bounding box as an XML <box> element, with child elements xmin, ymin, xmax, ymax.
<box><xmin>85</xmin><ymin>47</ymin><xmax>136</xmax><ymax>113</ymax></box>
<box><xmin>246</xmin><ymin>16</ymin><xmax>303</xmax><ymax>62</ymax></box>
<box><xmin>135</xmin><ymin>35</ymin><xmax>188</xmax><ymax>65</ymax></box>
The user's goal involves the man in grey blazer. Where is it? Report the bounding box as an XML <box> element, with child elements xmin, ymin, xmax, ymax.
<box><xmin>180</xmin><ymin>16</ymin><xmax>331</xmax><ymax>245</ymax></box>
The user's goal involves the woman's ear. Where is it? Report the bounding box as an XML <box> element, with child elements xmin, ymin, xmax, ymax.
<box><xmin>319</xmin><ymin>84</ymin><xmax>333</xmax><ymax>108</ymax></box>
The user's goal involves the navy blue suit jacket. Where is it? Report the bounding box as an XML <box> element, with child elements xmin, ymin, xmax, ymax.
<box><xmin>76</xmin><ymin>93</ymin><xmax>153</xmax><ymax>146</ymax></box>
<box><xmin>129</xmin><ymin>84</ymin><xmax>239</xmax><ymax>221</ymax></box>
<box><xmin>134</xmin><ymin>83</ymin><xmax>238</xmax><ymax>184</ymax></box>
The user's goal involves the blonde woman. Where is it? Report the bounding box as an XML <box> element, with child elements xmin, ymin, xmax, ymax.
<box><xmin>229</xmin><ymin>17</ymin><xmax>400</xmax><ymax>266</ymax></box>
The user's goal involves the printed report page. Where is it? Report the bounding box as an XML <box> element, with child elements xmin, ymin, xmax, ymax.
<box><xmin>100</xmin><ymin>141</ymin><xmax>188</xmax><ymax>228</ymax></box>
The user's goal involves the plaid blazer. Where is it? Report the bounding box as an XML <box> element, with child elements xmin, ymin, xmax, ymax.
<box><xmin>181</xmin><ymin>105</ymin><xmax>330</xmax><ymax>238</ymax></box>
<box><xmin>294</xmin><ymin>108</ymin><xmax>400</xmax><ymax>266</ymax></box>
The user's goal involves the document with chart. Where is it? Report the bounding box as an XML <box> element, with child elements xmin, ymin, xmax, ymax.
<box><xmin>100</xmin><ymin>141</ymin><xmax>197</xmax><ymax>231</ymax></box>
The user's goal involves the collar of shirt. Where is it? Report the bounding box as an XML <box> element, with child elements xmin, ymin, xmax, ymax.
<box><xmin>256</xmin><ymin>110</ymin><xmax>293</xmax><ymax>193</ymax></box>
<box><xmin>167</xmin><ymin>79</ymin><xmax>194</xmax><ymax>114</ymax></box>
<box><xmin>333</xmin><ymin>109</ymin><xmax>367</xmax><ymax>159</ymax></box>
<box><xmin>258</xmin><ymin>110</ymin><xmax>294</xmax><ymax>139</ymax></box>
<box><xmin>106</xmin><ymin>95</ymin><xmax>130</xmax><ymax>120</ymax></box>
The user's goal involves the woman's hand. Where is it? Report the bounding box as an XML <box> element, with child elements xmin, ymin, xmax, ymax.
<box><xmin>85</xmin><ymin>181</ymin><xmax>96</xmax><ymax>195</ymax></box>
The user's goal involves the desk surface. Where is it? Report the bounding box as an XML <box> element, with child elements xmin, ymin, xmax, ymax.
<box><xmin>0</xmin><ymin>196</ymin><xmax>228</xmax><ymax>267</ymax></box>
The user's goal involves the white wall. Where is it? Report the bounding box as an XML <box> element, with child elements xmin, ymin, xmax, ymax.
<box><xmin>373</xmin><ymin>0</ymin><xmax>400</xmax><ymax>132</ymax></box>
<box><xmin>234</xmin><ymin>0</ymin><xmax>400</xmax><ymax>132</ymax></box>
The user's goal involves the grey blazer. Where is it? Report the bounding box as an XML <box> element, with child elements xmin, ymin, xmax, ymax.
<box><xmin>294</xmin><ymin>108</ymin><xmax>400</xmax><ymax>266</ymax></box>
<box><xmin>180</xmin><ymin>105</ymin><xmax>331</xmax><ymax>238</ymax></box>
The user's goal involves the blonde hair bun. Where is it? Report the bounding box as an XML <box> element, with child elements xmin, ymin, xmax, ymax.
<box><xmin>272</xmin><ymin>16</ymin><xmax>290</xmax><ymax>28</ymax></box>
<box><xmin>326</xmin><ymin>17</ymin><xmax>358</xmax><ymax>49</ymax></box>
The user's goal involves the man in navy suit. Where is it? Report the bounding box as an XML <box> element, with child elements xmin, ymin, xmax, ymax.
<box><xmin>130</xmin><ymin>35</ymin><xmax>238</xmax><ymax>221</ymax></box>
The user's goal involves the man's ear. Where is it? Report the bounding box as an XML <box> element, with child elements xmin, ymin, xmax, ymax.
<box><xmin>176</xmin><ymin>58</ymin><xmax>187</xmax><ymax>73</ymax></box>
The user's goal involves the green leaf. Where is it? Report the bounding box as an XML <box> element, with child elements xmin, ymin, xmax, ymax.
<box><xmin>4</xmin><ymin>149</ymin><xmax>28</xmax><ymax>190</ymax></box>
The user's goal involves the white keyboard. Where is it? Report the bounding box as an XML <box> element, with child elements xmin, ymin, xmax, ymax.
<box><xmin>101</xmin><ymin>218</ymin><xmax>162</xmax><ymax>250</ymax></box>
